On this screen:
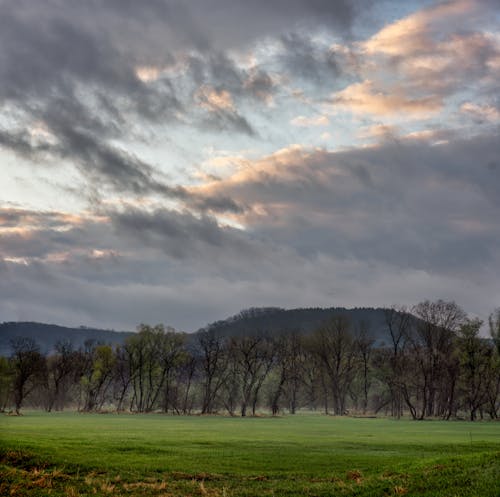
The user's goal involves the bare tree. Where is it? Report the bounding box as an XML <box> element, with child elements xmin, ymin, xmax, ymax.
<box><xmin>410</xmin><ymin>300</ymin><xmax>467</xmax><ymax>419</ymax></box>
<box><xmin>198</xmin><ymin>329</ymin><xmax>229</xmax><ymax>414</ymax></box>
<box><xmin>10</xmin><ymin>337</ymin><xmax>46</xmax><ymax>414</ymax></box>
<box><xmin>485</xmin><ymin>309</ymin><xmax>500</xmax><ymax>418</ymax></box>
<box><xmin>0</xmin><ymin>356</ymin><xmax>13</xmax><ymax>411</ymax></box>
<box><xmin>46</xmin><ymin>340</ymin><xmax>76</xmax><ymax>412</ymax></box>
<box><xmin>382</xmin><ymin>306</ymin><xmax>412</xmax><ymax>418</ymax></box>
<box><xmin>231</xmin><ymin>334</ymin><xmax>275</xmax><ymax>416</ymax></box>
<box><xmin>113</xmin><ymin>345</ymin><xmax>132</xmax><ymax>412</ymax></box>
<box><xmin>489</xmin><ymin>309</ymin><xmax>500</xmax><ymax>354</ymax></box>
<box><xmin>458</xmin><ymin>319</ymin><xmax>491</xmax><ymax>420</ymax></box>
<box><xmin>312</xmin><ymin>315</ymin><xmax>359</xmax><ymax>415</ymax></box>
<box><xmin>354</xmin><ymin>321</ymin><xmax>374</xmax><ymax>414</ymax></box>
<box><xmin>268</xmin><ymin>332</ymin><xmax>305</xmax><ymax>415</ymax></box>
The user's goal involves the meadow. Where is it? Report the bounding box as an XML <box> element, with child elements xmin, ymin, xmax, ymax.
<box><xmin>1</xmin><ymin>412</ymin><xmax>499</xmax><ymax>496</ymax></box>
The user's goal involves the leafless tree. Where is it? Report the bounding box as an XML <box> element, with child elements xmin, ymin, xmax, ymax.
<box><xmin>312</xmin><ymin>315</ymin><xmax>359</xmax><ymax>415</ymax></box>
<box><xmin>410</xmin><ymin>300</ymin><xmax>467</xmax><ymax>419</ymax></box>
<box><xmin>231</xmin><ymin>334</ymin><xmax>275</xmax><ymax>416</ymax></box>
<box><xmin>10</xmin><ymin>337</ymin><xmax>46</xmax><ymax>414</ymax></box>
<box><xmin>46</xmin><ymin>340</ymin><xmax>77</xmax><ymax>412</ymax></box>
<box><xmin>198</xmin><ymin>329</ymin><xmax>229</xmax><ymax>414</ymax></box>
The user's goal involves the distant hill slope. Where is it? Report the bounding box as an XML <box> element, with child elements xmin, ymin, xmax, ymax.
<box><xmin>0</xmin><ymin>322</ymin><xmax>133</xmax><ymax>356</ymax></box>
<box><xmin>198</xmin><ymin>307</ymin><xmax>395</xmax><ymax>343</ymax></box>
<box><xmin>1</xmin><ymin>307</ymin><xmax>401</xmax><ymax>356</ymax></box>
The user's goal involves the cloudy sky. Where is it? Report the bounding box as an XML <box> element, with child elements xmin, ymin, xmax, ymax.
<box><xmin>1</xmin><ymin>0</ymin><xmax>499</xmax><ymax>332</ymax></box>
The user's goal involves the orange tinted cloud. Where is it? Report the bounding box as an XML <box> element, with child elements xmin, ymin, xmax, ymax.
<box><xmin>196</xmin><ymin>85</ymin><xmax>236</xmax><ymax>112</ymax></box>
<box><xmin>135</xmin><ymin>65</ymin><xmax>161</xmax><ymax>83</ymax></box>
<box><xmin>332</xmin><ymin>1</ymin><xmax>498</xmax><ymax>119</ymax></box>
<box><xmin>363</xmin><ymin>0</ymin><xmax>476</xmax><ymax>56</ymax></box>
<box><xmin>461</xmin><ymin>102</ymin><xmax>500</xmax><ymax>122</ymax></box>
<box><xmin>332</xmin><ymin>81</ymin><xmax>442</xmax><ymax>116</ymax></box>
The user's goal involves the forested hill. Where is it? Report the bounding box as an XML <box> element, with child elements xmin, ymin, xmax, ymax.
<box><xmin>0</xmin><ymin>322</ymin><xmax>133</xmax><ymax>356</ymax></box>
<box><xmin>1</xmin><ymin>307</ymin><xmax>396</xmax><ymax>356</ymax></box>
<box><xmin>199</xmin><ymin>307</ymin><xmax>393</xmax><ymax>342</ymax></box>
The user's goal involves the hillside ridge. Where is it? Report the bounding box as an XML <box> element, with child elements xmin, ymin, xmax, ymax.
<box><xmin>0</xmin><ymin>306</ymin><xmax>396</xmax><ymax>355</ymax></box>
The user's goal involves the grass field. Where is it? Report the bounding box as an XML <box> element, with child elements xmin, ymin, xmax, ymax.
<box><xmin>1</xmin><ymin>412</ymin><xmax>499</xmax><ymax>496</ymax></box>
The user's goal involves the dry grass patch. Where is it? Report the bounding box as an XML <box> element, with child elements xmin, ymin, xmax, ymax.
<box><xmin>393</xmin><ymin>485</ymin><xmax>408</xmax><ymax>494</ymax></box>
<box><xmin>346</xmin><ymin>469</ymin><xmax>363</xmax><ymax>484</ymax></box>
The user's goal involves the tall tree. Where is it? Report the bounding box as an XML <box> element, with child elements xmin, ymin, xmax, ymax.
<box><xmin>10</xmin><ymin>337</ymin><xmax>46</xmax><ymax>414</ymax></box>
<box><xmin>113</xmin><ymin>345</ymin><xmax>132</xmax><ymax>412</ymax></box>
<box><xmin>268</xmin><ymin>332</ymin><xmax>305</xmax><ymax>415</ymax></box>
<box><xmin>80</xmin><ymin>342</ymin><xmax>116</xmax><ymax>411</ymax></box>
<box><xmin>489</xmin><ymin>309</ymin><xmax>500</xmax><ymax>354</ymax></box>
<box><xmin>127</xmin><ymin>324</ymin><xmax>184</xmax><ymax>413</ymax></box>
<box><xmin>45</xmin><ymin>340</ymin><xmax>76</xmax><ymax>412</ymax></box>
<box><xmin>231</xmin><ymin>334</ymin><xmax>275</xmax><ymax>417</ymax></box>
<box><xmin>410</xmin><ymin>300</ymin><xmax>467</xmax><ymax>419</ymax></box>
<box><xmin>485</xmin><ymin>309</ymin><xmax>500</xmax><ymax>418</ymax></box>
<box><xmin>383</xmin><ymin>306</ymin><xmax>411</xmax><ymax>418</ymax></box>
<box><xmin>457</xmin><ymin>319</ymin><xmax>491</xmax><ymax>420</ymax></box>
<box><xmin>0</xmin><ymin>356</ymin><xmax>13</xmax><ymax>412</ymax></box>
<box><xmin>312</xmin><ymin>315</ymin><xmax>359</xmax><ymax>415</ymax></box>
<box><xmin>353</xmin><ymin>321</ymin><xmax>374</xmax><ymax>414</ymax></box>
<box><xmin>198</xmin><ymin>329</ymin><xmax>229</xmax><ymax>414</ymax></box>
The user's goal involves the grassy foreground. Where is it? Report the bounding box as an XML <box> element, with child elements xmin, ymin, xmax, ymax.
<box><xmin>1</xmin><ymin>412</ymin><xmax>499</xmax><ymax>496</ymax></box>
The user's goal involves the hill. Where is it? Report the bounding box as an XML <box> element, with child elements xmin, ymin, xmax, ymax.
<box><xmin>198</xmin><ymin>306</ymin><xmax>394</xmax><ymax>343</ymax></box>
<box><xmin>0</xmin><ymin>322</ymin><xmax>133</xmax><ymax>356</ymax></box>
<box><xmin>0</xmin><ymin>307</ymin><xmax>400</xmax><ymax>356</ymax></box>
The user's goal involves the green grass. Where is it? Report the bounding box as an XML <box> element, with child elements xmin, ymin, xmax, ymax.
<box><xmin>1</xmin><ymin>412</ymin><xmax>499</xmax><ymax>496</ymax></box>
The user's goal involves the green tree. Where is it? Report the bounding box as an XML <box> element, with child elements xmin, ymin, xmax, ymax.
<box><xmin>127</xmin><ymin>324</ymin><xmax>185</xmax><ymax>412</ymax></box>
<box><xmin>80</xmin><ymin>343</ymin><xmax>116</xmax><ymax>411</ymax></box>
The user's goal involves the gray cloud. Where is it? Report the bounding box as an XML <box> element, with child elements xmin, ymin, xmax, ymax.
<box><xmin>2</xmin><ymin>0</ymin><xmax>499</xmax><ymax>332</ymax></box>
<box><xmin>109</xmin><ymin>206</ymin><xmax>257</xmax><ymax>260</ymax></box>
<box><xmin>183</xmin><ymin>0</ymin><xmax>370</xmax><ymax>48</ymax></box>
<box><xmin>203</xmin><ymin>133</ymin><xmax>500</xmax><ymax>277</ymax></box>
<box><xmin>0</xmin><ymin>0</ymin><xmax>372</xmax><ymax>202</ymax></box>
<box><xmin>279</xmin><ymin>33</ymin><xmax>341</xmax><ymax>83</ymax></box>
<box><xmin>200</xmin><ymin>109</ymin><xmax>256</xmax><ymax>137</ymax></box>
<box><xmin>2</xmin><ymin>126</ymin><xmax>500</xmax><ymax>331</ymax></box>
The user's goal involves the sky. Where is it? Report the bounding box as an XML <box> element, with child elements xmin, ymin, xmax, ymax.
<box><xmin>1</xmin><ymin>0</ymin><xmax>500</xmax><ymax>332</ymax></box>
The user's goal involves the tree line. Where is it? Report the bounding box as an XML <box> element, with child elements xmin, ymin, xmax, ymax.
<box><xmin>1</xmin><ymin>300</ymin><xmax>499</xmax><ymax>421</ymax></box>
